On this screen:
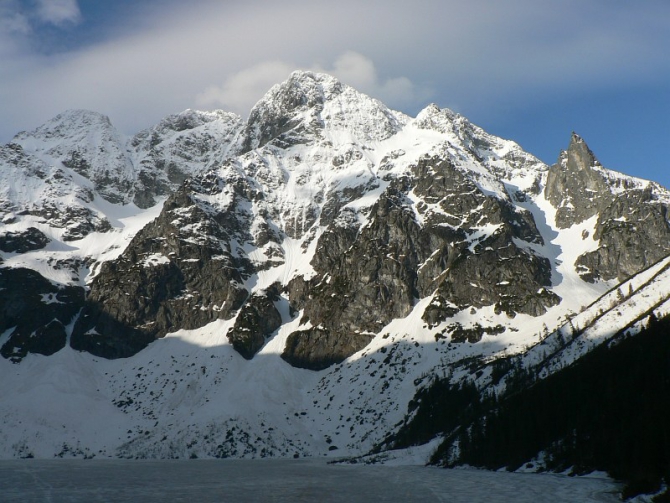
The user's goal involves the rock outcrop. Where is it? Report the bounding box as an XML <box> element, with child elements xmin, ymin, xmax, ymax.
<box><xmin>545</xmin><ymin>133</ymin><xmax>613</xmax><ymax>229</ymax></box>
<box><xmin>227</xmin><ymin>285</ymin><xmax>283</xmax><ymax>359</ymax></box>
<box><xmin>2</xmin><ymin>72</ymin><xmax>669</xmax><ymax>369</ymax></box>
<box><xmin>71</xmin><ymin>187</ymin><xmax>251</xmax><ymax>358</ymax></box>
<box><xmin>546</xmin><ymin>133</ymin><xmax>670</xmax><ymax>282</ymax></box>
<box><xmin>0</xmin><ymin>227</ymin><xmax>49</xmax><ymax>253</ymax></box>
<box><xmin>575</xmin><ymin>187</ymin><xmax>670</xmax><ymax>282</ymax></box>
<box><xmin>0</xmin><ymin>268</ymin><xmax>85</xmax><ymax>362</ymax></box>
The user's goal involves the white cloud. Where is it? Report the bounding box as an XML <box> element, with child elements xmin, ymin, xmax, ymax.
<box><xmin>0</xmin><ymin>1</ymin><xmax>30</xmax><ymax>36</ymax></box>
<box><xmin>196</xmin><ymin>51</ymin><xmax>427</xmax><ymax>117</ymax></box>
<box><xmin>323</xmin><ymin>51</ymin><xmax>426</xmax><ymax>110</ymax></box>
<box><xmin>196</xmin><ymin>61</ymin><xmax>295</xmax><ymax>114</ymax></box>
<box><xmin>35</xmin><ymin>0</ymin><xmax>82</xmax><ymax>27</ymax></box>
<box><xmin>0</xmin><ymin>0</ymin><xmax>668</xmax><ymax>142</ymax></box>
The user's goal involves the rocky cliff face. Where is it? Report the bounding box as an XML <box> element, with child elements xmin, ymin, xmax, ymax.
<box><xmin>281</xmin><ymin>154</ymin><xmax>557</xmax><ymax>369</ymax></box>
<box><xmin>2</xmin><ymin>71</ymin><xmax>670</xmax><ymax>370</ymax></box>
<box><xmin>129</xmin><ymin>109</ymin><xmax>244</xmax><ymax>208</ymax></box>
<box><xmin>70</xmin><ymin>185</ymin><xmax>251</xmax><ymax>358</ymax></box>
<box><xmin>545</xmin><ymin>133</ymin><xmax>612</xmax><ymax>228</ymax></box>
<box><xmin>2</xmin><ymin>71</ymin><xmax>670</xmax><ymax>464</ymax></box>
<box><xmin>0</xmin><ymin>268</ymin><xmax>84</xmax><ymax>362</ymax></box>
<box><xmin>545</xmin><ymin>133</ymin><xmax>670</xmax><ymax>282</ymax></box>
<box><xmin>575</xmin><ymin>187</ymin><xmax>670</xmax><ymax>281</ymax></box>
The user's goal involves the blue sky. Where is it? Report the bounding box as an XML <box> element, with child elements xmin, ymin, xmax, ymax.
<box><xmin>1</xmin><ymin>0</ymin><xmax>668</xmax><ymax>187</ymax></box>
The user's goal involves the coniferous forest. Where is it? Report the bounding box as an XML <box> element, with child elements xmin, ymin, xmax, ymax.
<box><xmin>392</xmin><ymin>315</ymin><xmax>670</xmax><ymax>500</ymax></box>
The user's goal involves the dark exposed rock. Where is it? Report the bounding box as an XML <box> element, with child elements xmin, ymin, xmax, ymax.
<box><xmin>285</xmin><ymin>275</ymin><xmax>315</xmax><ymax>316</ymax></box>
<box><xmin>28</xmin><ymin>204</ymin><xmax>112</xmax><ymax>241</ymax></box>
<box><xmin>285</xmin><ymin>158</ymin><xmax>559</xmax><ymax>368</ymax></box>
<box><xmin>433</xmin><ymin>234</ymin><xmax>560</xmax><ymax>318</ymax></box>
<box><xmin>423</xmin><ymin>295</ymin><xmax>460</xmax><ymax>328</ymax></box>
<box><xmin>411</xmin><ymin>157</ymin><xmax>543</xmax><ymax>245</ymax></box>
<box><xmin>311</xmin><ymin>208</ymin><xmax>360</xmax><ymax>273</ymax></box>
<box><xmin>306</xmin><ymin>184</ymin><xmax>423</xmax><ymax>332</ymax></box>
<box><xmin>132</xmin><ymin>166</ymin><xmax>173</xmax><ymax>209</ymax></box>
<box><xmin>575</xmin><ymin>188</ymin><xmax>670</xmax><ymax>282</ymax></box>
<box><xmin>0</xmin><ymin>268</ymin><xmax>85</xmax><ymax>361</ymax></box>
<box><xmin>543</xmin><ymin>133</ymin><xmax>670</xmax><ymax>283</ymax></box>
<box><xmin>281</xmin><ymin>327</ymin><xmax>373</xmax><ymax>371</ymax></box>
<box><xmin>0</xmin><ymin>227</ymin><xmax>49</xmax><ymax>253</ymax></box>
<box><xmin>71</xmin><ymin>187</ymin><xmax>252</xmax><ymax>359</ymax></box>
<box><xmin>545</xmin><ymin>133</ymin><xmax>613</xmax><ymax>228</ymax></box>
<box><xmin>436</xmin><ymin>322</ymin><xmax>506</xmax><ymax>344</ymax></box>
<box><xmin>283</xmin><ymin>184</ymin><xmax>422</xmax><ymax>368</ymax></box>
<box><xmin>411</xmin><ymin>158</ymin><xmax>558</xmax><ymax>318</ymax></box>
<box><xmin>227</xmin><ymin>285</ymin><xmax>283</xmax><ymax>359</ymax></box>
<box><xmin>129</xmin><ymin>110</ymin><xmax>243</xmax><ymax>208</ymax></box>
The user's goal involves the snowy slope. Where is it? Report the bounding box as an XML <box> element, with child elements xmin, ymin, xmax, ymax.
<box><xmin>486</xmin><ymin>253</ymin><xmax>670</xmax><ymax>394</ymax></box>
<box><xmin>1</xmin><ymin>70</ymin><xmax>669</xmax><ymax>460</ymax></box>
<box><xmin>12</xmin><ymin>110</ymin><xmax>135</xmax><ymax>205</ymax></box>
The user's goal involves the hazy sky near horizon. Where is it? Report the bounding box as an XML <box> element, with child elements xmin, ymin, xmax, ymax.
<box><xmin>1</xmin><ymin>0</ymin><xmax>669</xmax><ymax>187</ymax></box>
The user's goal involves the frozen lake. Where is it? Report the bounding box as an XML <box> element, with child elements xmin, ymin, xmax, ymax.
<box><xmin>0</xmin><ymin>458</ymin><xmax>620</xmax><ymax>502</ymax></box>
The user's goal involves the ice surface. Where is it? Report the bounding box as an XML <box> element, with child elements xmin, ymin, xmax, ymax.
<box><xmin>0</xmin><ymin>459</ymin><xmax>621</xmax><ymax>503</ymax></box>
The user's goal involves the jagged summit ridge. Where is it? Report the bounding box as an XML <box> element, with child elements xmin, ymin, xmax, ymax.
<box><xmin>243</xmin><ymin>70</ymin><xmax>409</xmax><ymax>151</ymax></box>
<box><xmin>543</xmin><ymin>133</ymin><xmax>670</xmax><ymax>282</ymax></box>
<box><xmin>13</xmin><ymin>109</ymin><xmax>135</xmax><ymax>205</ymax></box>
<box><xmin>1</xmin><ymin>71</ymin><xmax>670</xmax><ymax>468</ymax></box>
<box><xmin>3</xmin><ymin>72</ymin><xmax>670</xmax><ymax>363</ymax></box>
<box><xmin>129</xmin><ymin>108</ymin><xmax>244</xmax><ymax>208</ymax></box>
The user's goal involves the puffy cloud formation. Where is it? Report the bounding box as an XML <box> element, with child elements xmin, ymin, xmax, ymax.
<box><xmin>0</xmin><ymin>0</ymin><xmax>668</xmax><ymax>152</ymax></box>
<box><xmin>35</xmin><ymin>0</ymin><xmax>82</xmax><ymax>27</ymax></box>
<box><xmin>196</xmin><ymin>61</ymin><xmax>296</xmax><ymax>115</ymax></box>
<box><xmin>196</xmin><ymin>52</ymin><xmax>425</xmax><ymax>116</ymax></box>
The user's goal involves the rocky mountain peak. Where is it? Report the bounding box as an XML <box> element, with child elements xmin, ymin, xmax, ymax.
<box><xmin>12</xmin><ymin>108</ymin><xmax>135</xmax><ymax>206</ymax></box>
<box><xmin>3</xmin><ymin>72</ymin><xmax>670</xmax><ymax>469</ymax></box>
<box><xmin>154</xmin><ymin>109</ymin><xmax>238</xmax><ymax>133</ymax></box>
<box><xmin>544</xmin><ymin>133</ymin><xmax>611</xmax><ymax>228</ymax></box>
<box><xmin>565</xmin><ymin>131</ymin><xmax>601</xmax><ymax>172</ymax></box>
<box><xmin>14</xmin><ymin>109</ymin><xmax>115</xmax><ymax>141</ymax></box>
<box><xmin>242</xmin><ymin>71</ymin><xmax>407</xmax><ymax>150</ymax></box>
<box><xmin>541</xmin><ymin>134</ymin><xmax>670</xmax><ymax>282</ymax></box>
<box><xmin>413</xmin><ymin>103</ymin><xmax>460</xmax><ymax>133</ymax></box>
<box><xmin>270</xmin><ymin>70</ymin><xmax>340</xmax><ymax>109</ymax></box>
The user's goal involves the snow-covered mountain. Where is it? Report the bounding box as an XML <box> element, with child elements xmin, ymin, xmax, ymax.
<box><xmin>1</xmin><ymin>71</ymin><xmax>669</xmax><ymax>466</ymax></box>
